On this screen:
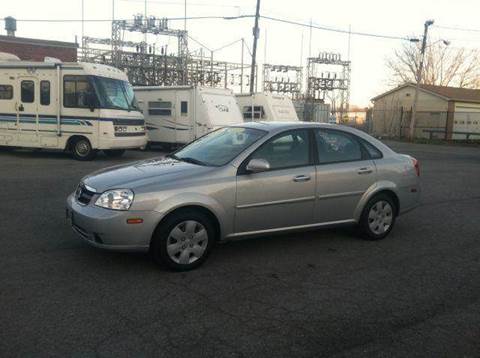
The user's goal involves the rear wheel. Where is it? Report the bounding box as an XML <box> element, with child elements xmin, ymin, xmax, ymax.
<box><xmin>359</xmin><ymin>193</ymin><xmax>397</xmax><ymax>240</ymax></box>
<box><xmin>103</xmin><ymin>149</ymin><xmax>125</xmax><ymax>158</ymax></box>
<box><xmin>71</xmin><ymin>137</ymin><xmax>97</xmax><ymax>161</ymax></box>
<box><xmin>151</xmin><ymin>210</ymin><xmax>215</xmax><ymax>271</ymax></box>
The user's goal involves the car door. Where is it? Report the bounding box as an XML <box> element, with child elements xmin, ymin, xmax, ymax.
<box><xmin>235</xmin><ymin>129</ymin><xmax>316</xmax><ymax>234</ymax></box>
<box><xmin>314</xmin><ymin>128</ymin><xmax>377</xmax><ymax>223</ymax></box>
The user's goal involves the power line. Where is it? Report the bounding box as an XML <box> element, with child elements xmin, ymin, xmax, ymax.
<box><xmin>119</xmin><ymin>0</ymin><xmax>242</xmax><ymax>9</ymax></box>
<box><xmin>1</xmin><ymin>14</ymin><xmax>413</xmax><ymax>41</ymax></box>
<box><xmin>260</xmin><ymin>15</ymin><xmax>411</xmax><ymax>41</ymax></box>
<box><xmin>0</xmin><ymin>15</ymin><xmax>254</xmax><ymax>22</ymax></box>
<box><xmin>434</xmin><ymin>24</ymin><xmax>480</xmax><ymax>33</ymax></box>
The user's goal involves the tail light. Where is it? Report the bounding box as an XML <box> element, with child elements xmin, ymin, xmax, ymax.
<box><xmin>412</xmin><ymin>157</ymin><xmax>420</xmax><ymax>176</ymax></box>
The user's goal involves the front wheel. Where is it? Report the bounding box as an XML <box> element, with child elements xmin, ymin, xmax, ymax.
<box><xmin>151</xmin><ymin>210</ymin><xmax>215</xmax><ymax>271</ymax></box>
<box><xmin>71</xmin><ymin>138</ymin><xmax>97</xmax><ymax>161</ymax></box>
<box><xmin>103</xmin><ymin>149</ymin><xmax>125</xmax><ymax>158</ymax></box>
<box><xmin>359</xmin><ymin>194</ymin><xmax>397</xmax><ymax>240</ymax></box>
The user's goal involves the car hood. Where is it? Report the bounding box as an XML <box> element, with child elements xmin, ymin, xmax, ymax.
<box><xmin>82</xmin><ymin>157</ymin><xmax>212</xmax><ymax>193</ymax></box>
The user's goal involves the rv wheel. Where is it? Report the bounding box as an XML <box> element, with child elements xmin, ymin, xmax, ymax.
<box><xmin>72</xmin><ymin>137</ymin><xmax>97</xmax><ymax>161</ymax></box>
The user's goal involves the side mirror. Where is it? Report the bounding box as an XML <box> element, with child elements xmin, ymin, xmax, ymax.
<box><xmin>246</xmin><ymin>158</ymin><xmax>270</xmax><ymax>173</ymax></box>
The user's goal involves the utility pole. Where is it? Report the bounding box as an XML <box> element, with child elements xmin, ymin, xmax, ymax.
<box><xmin>240</xmin><ymin>38</ymin><xmax>244</xmax><ymax>93</ymax></box>
<box><xmin>409</xmin><ymin>19</ymin><xmax>434</xmax><ymax>140</ymax></box>
<box><xmin>184</xmin><ymin>0</ymin><xmax>187</xmax><ymax>31</ymax></box>
<box><xmin>249</xmin><ymin>0</ymin><xmax>261</xmax><ymax>94</ymax></box>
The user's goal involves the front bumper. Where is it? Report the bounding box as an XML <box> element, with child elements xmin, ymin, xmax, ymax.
<box><xmin>66</xmin><ymin>194</ymin><xmax>159</xmax><ymax>252</ymax></box>
<box><xmin>97</xmin><ymin>134</ymin><xmax>148</xmax><ymax>150</ymax></box>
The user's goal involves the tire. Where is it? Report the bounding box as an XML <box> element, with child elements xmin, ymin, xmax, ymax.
<box><xmin>151</xmin><ymin>210</ymin><xmax>216</xmax><ymax>271</ymax></box>
<box><xmin>359</xmin><ymin>193</ymin><xmax>397</xmax><ymax>240</ymax></box>
<box><xmin>103</xmin><ymin>149</ymin><xmax>125</xmax><ymax>158</ymax></box>
<box><xmin>71</xmin><ymin>137</ymin><xmax>97</xmax><ymax>161</ymax></box>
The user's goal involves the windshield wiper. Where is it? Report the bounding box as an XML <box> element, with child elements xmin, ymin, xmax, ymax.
<box><xmin>166</xmin><ymin>154</ymin><xmax>179</xmax><ymax>160</ymax></box>
<box><xmin>166</xmin><ymin>154</ymin><xmax>208</xmax><ymax>166</ymax></box>
<box><xmin>178</xmin><ymin>156</ymin><xmax>208</xmax><ymax>166</ymax></box>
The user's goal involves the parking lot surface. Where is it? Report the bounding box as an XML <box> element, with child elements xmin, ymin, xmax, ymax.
<box><xmin>1</xmin><ymin>141</ymin><xmax>480</xmax><ymax>357</ymax></box>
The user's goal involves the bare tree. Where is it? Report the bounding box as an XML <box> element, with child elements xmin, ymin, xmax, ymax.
<box><xmin>386</xmin><ymin>41</ymin><xmax>480</xmax><ymax>88</ymax></box>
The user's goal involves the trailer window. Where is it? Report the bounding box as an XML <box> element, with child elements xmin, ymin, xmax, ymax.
<box><xmin>21</xmin><ymin>81</ymin><xmax>34</xmax><ymax>103</ymax></box>
<box><xmin>148</xmin><ymin>101</ymin><xmax>172</xmax><ymax>116</ymax></box>
<box><xmin>243</xmin><ymin>105</ymin><xmax>265</xmax><ymax>120</ymax></box>
<box><xmin>64</xmin><ymin>75</ymin><xmax>96</xmax><ymax>108</ymax></box>
<box><xmin>181</xmin><ymin>101</ymin><xmax>188</xmax><ymax>115</ymax></box>
<box><xmin>40</xmin><ymin>81</ymin><xmax>50</xmax><ymax>106</ymax></box>
<box><xmin>0</xmin><ymin>85</ymin><xmax>13</xmax><ymax>100</ymax></box>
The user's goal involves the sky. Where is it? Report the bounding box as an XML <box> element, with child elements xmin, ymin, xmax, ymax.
<box><xmin>2</xmin><ymin>0</ymin><xmax>480</xmax><ymax>106</ymax></box>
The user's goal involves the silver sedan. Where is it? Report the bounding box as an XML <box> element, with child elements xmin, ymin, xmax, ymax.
<box><xmin>66</xmin><ymin>122</ymin><xmax>420</xmax><ymax>270</ymax></box>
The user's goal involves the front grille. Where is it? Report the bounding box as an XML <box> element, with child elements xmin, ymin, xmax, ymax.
<box><xmin>75</xmin><ymin>184</ymin><xmax>95</xmax><ymax>205</ymax></box>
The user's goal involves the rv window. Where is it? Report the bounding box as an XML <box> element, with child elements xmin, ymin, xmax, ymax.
<box><xmin>243</xmin><ymin>105</ymin><xmax>265</xmax><ymax>120</ymax></box>
<box><xmin>181</xmin><ymin>101</ymin><xmax>188</xmax><ymax>115</ymax></box>
<box><xmin>21</xmin><ymin>81</ymin><xmax>34</xmax><ymax>103</ymax></box>
<box><xmin>0</xmin><ymin>85</ymin><xmax>13</xmax><ymax>100</ymax></box>
<box><xmin>148</xmin><ymin>101</ymin><xmax>172</xmax><ymax>116</ymax></box>
<box><xmin>63</xmin><ymin>75</ymin><xmax>96</xmax><ymax>108</ymax></box>
<box><xmin>40</xmin><ymin>81</ymin><xmax>50</xmax><ymax>106</ymax></box>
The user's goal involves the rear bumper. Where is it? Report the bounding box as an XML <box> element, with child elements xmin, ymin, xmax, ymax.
<box><xmin>398</xmin><ymin>185</ymin><xmax>421</xmax><ymax>215</ymax></box>
<box><xmin>66</xmin><ymin>194</ymin><xmax>159</xmax><ymax>252</ymax></box>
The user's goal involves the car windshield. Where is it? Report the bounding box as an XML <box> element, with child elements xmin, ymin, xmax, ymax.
<box><xmin>92</xmin><ymin>76</ymin><xmax>140</xmax><ymax>111</ymax></box>
<box><xmin>172</xmin><ymin>127</ymin><xmax>267</xmax><ymax>166</ymax></box>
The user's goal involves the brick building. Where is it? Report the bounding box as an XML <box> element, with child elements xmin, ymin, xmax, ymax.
<box><xmin>0</xmin><ymin>35</ymin><xmax>78</xmax><ymax>62</ymax></box>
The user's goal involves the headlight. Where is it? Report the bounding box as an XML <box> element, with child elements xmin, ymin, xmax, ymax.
<box><xmin>95</xmin><ymin>189</ymin><xmax>134</xmax><ymax>211</ymax></box>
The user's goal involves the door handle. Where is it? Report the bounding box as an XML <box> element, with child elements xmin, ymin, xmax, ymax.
<box><xmin>293</xmin><ymin>175</ymin><xmax>311</xmax><ymax>182</ymax></box>
<box><xmin>357</xmin><ymin>167</ymin><xmax>373</xmax><ymax>175</ymax></box>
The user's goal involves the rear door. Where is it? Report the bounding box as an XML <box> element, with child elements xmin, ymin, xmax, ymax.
<box><xmin>175</xmin><ymin>89</ymin><xmax>194</xmax><ymax>143</ymax></box>
<box><xmin>17</xmin><ymin>76</ymin><xmax>39</xmax><ymax>145</ymax></box>
<box><xmin>314</xmin><ymin>129</ymin><xmax>377</xmax><ymax>223</ymax></box>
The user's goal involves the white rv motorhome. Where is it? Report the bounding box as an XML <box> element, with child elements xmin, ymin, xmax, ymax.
<box><xmin>0</xmin><ymin>54</ymin><xmax>146</xmax><ymax>160</ymax></box>
<box><xmin>236</xmin><ymin>92</ymin><xmax>299</xmax><ymax>122</ymax></box>
<box><xmin>134</xmin><ymin>86</ymin><xmax>243</xmax><ymax>148</ymax></box>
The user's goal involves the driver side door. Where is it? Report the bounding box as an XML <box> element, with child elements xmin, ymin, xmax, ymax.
<box><xmin>234</xmin><ymin>129</ymin><xmax>316</xmax><ymax>234</ymax></box>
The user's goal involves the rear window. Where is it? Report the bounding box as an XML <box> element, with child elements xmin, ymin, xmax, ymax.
<box><xmin>0</xmin><ymin>84</ymin><xmax>13</xmax><ymax>100</ymax></box>
<box><xmin>148</xmin><ymin>101</ymin><xmax>172</xmax><ymax>116</ymax></box>
<box><xmin>40</xmin><ymin>81</ymin><xmax>50</xmax><ymax>106</ymax></box>
<box><xmin>362</xmin><ymin>140</ymin><xmax>383</xmax><ymax>159</ymax></box>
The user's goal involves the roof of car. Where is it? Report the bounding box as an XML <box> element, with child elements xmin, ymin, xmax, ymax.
<box><xmin>233</xmin><ymin>121</ymin><xmax>397</xmax><ymax>157</ymax></box>
<box><xmin>238</xmin><ymin>121</ymin><xmax>339</xmax><ymax>131</ymax></box>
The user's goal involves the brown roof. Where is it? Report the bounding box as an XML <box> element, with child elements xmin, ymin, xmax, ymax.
<box><xmin>0</xmin><ymin>35</ymin><xmax>78</xmax><ymax>49</ymax></box>
<box><xmin>372</xmin><ymin>83</ymin><xmax>480</xmax><ymax>103</ymax></box>
<box><xmin>419</xmin><ymin>84</ymin><xmax>480</xmax><ymax>103</ymax></box>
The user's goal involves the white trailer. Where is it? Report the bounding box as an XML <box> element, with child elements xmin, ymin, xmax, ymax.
<box><xmin>134</xmin><ymin>86</ymin><xmax>243</xmax><ymax>147</ymax></box>
<box><xmin>0</xmin><ymin>54</ymin><xmax>147</xmax><ymax>160</ymax></box>
<box><xmin>236</xmin><ymin>92</ymin><xmax>299</xmax><ymax>122</ymax></box>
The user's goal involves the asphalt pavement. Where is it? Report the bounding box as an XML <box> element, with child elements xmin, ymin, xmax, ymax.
<box><xmin>1</xmin><ymin>141</ymin><xmax>480</xmax><ymax>357</ymax></box>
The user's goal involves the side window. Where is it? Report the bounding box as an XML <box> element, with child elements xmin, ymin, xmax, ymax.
<box><xmin>148</xmin><ymin>101</ymin><xmax>172</xmax><ymax>116</ymax></box>
<box><xmin>63</xmin><ymin>75</ymin><xmax>95</xmax><ymax>108</ymax></box>
<box><xmin>315</xmin><ymin>130</ymin><xmax>363</xmax><ymax>164</ymax></box>
<box><xmin>40</xmin><ymin>81</ymin><xmax>50</xmax><ymax>106</ymax></box>
<box><xmin>243</xmin><ymin>106</ymin><xmax>265</xmax><ymax>120</ymax></box>
<box><xmin>21</xmin><ymin>80</ymin><xmax>34</xmax><ymax>103</ymax></box>
<box><xmin>181</xmin><ymin>101</ymin><xmax>188</xmax><ymax>115</ymax></box>
<box><xmin>362</xmin><ymin>140</ymin><xmax>383</xmax><ymax>159</ymax></box>
<box><xmin>0</xmin><ymin>84</ymin><xmax>13</xmax><ymax>100</ymax></box>
<box><xmin>250</xmin><ymin>129</ymin><xmax>311</xmax><ymax>170</ymax></box>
